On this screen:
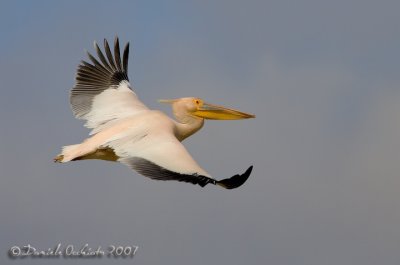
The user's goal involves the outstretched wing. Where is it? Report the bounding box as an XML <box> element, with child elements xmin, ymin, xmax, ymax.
<box><xmin>70</xmin><ymin>37</ymin><xmax>148</xmax><ymax>130</ymax></box>
<box><xmin>125</xmin><ymin>157</ymin><xmax>252</xmax><ymax>189</ymax></box>
<box><xmin>105</xmin><ymin>128</ymin><xmax>252</xmax><ymax>189</ymax></box>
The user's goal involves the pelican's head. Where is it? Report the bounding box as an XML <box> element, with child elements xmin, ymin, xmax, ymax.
<box><xmin>159</xmin><ymin>97</ymin><xmax>255</xmax><ymax>122</ymax></box>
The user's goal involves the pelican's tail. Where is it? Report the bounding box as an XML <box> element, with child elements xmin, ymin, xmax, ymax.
<box><xmin>54</xmin><ymin>144</ymin><xmax>81</xmax><ymax>163</ymax></box>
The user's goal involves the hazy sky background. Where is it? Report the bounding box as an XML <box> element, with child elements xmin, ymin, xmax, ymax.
<box><xmin>1</xmin><ymin>0</ymin><xmax>400</xmax><ymax>264</ymax></box>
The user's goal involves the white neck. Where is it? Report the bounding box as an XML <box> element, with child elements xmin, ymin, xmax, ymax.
<box><xmin>174</xmin><ymin>117</ymin><xmax>204</xmax><ymax>141</ymax></box>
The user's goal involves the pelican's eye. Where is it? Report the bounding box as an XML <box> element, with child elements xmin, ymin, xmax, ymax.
<box><xmin>195</xmin><ymin>99</ymin><xmax>200</xmax><ymax>105</ymax></box>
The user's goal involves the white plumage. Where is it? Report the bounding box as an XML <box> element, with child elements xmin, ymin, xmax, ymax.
<box><xmin>55</xmin><ymin>37</ymin><xmax>255</xmax><ymax>189</ymax></box>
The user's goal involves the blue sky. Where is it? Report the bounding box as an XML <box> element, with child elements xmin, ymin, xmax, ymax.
<box><xmin>1</xmin><ymin>1</ymin><xmax>400</xmax><ymax>264</ymax></box>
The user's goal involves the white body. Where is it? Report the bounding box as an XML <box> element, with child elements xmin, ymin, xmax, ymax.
<box><xmin>55</xmin><ymin>37</ymin><xmax>254</xmax><ymax>189</ymax></box>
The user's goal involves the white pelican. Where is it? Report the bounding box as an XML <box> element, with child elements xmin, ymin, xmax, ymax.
<box><xmin>55</xmin><ymin>37</ymin><xmax>255</xmax><ymax>189</ymax></box>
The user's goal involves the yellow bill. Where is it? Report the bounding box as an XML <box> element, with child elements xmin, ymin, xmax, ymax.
<box><xmin>193</xmin><ymin>102</ymin><xmax>255</xmax><ymax>120</ymax></box>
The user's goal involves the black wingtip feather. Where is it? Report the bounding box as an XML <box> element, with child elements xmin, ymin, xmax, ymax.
<box><xmin>217</xmin><ymin>166</ymin><xmax>253</xmax><ymax>189</ymax></box>
<box><xmin>123</xmin><ymin>42</ymin><xmax>129</xmax><ymax>73</ymax></box>
<box><xmin>114</xmin><ymin>37</ymin><xmax>122</xmax><ymax>72</ymax></box>
<box><xmin>104</xmin><ymin>38</ymin><xmax>117</xmax><ymax>70</ymax></box>
<box><xmin>123</xmin><ymin>157</ymin><xmax>217</xmax><ymax>188</ymax></box>
<box><xmin>86</xmin><ymin>51</ymin><xmax>111</xmax><ymax>74</ymax></box>
<box><xmin>94</xmin><ymin>41</ymin><xmax>112</xmax><ymax>70</ymax></box>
